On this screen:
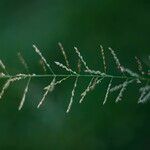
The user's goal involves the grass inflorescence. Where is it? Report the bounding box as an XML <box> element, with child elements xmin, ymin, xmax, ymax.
<box><xmin>0</xmin><ymin>43</ymin><xmax>150</xmax><ymax>113</ymax></box>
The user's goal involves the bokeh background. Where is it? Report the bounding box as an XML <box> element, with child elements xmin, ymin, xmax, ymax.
<box><xmin>0</xmin><ymin>0</ymin><xmax>150</xmax><ymax>149</ymax></box>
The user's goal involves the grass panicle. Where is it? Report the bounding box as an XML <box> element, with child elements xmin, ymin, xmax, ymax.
<box><xmin>0</xmin><ymin>43</ymin><xmax>149</xmax><ymax>112</ymax></box>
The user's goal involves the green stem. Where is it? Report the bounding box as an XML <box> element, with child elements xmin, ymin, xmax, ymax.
<box><xmin>0</xmin><ymin>73</ymin><xmax>149</xmax><ymax>81</ymax></box>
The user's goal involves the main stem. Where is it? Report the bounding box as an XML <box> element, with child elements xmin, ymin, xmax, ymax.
<box><xmin>0</xmin><ymin>73</ymin><xmax>149</xmax><ymax>81</ymax></box>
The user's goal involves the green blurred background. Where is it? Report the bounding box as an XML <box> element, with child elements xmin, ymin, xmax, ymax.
<box><xmin>0</xmin><ymin>0</ymin><xmax>150</xmax><ymax>149</ymax></box>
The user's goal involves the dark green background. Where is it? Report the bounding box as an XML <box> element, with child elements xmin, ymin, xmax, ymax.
<box><xmin>0</xmin><ymin>0</ymin><xmax>150</xmax><ymax>149</ymax></box>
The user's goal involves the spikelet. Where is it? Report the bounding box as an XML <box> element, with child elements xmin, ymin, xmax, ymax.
<box><xmin>122</xmin><ymin>67</ymin><xmax>139</xmax><ymax>78</ymax></box>
<box><xmin>37</xmin><ymin>77</ymin><xmax>56</xmax><ymax>108</ymax></box>
<box><xmin>44</xmin><ymin>76</ymin><xmax>70</xmax><ymax>90</ymax></box>
<box><xmin>0</xmin><ymin>73</ymin><xmax>5</xmax><ymax>77</ymax></box>
<box><xmin>140</xmin><ymin>85</ymin><xmax>150</xmax><ymax>92</ymax></box>
<box><xmin>115</xmin><ymin>79</ymin><xmax>128</xmax><ymax>103</ymax></box>
<box><xmin>58</xmin><ymin>42</ymin><xmax>70</xmax><ymax>68</ymax></box>
<box><xmin>79</xmin><ymin>77</ymin><xmax>104</xmax><ymax>103</ymax></box>
<box><xmin>74</xmin><ymin>47</ymin><xmax>90</xmax><ymax>71</ymax></box>
<box><xmin>77</xmin><ymin>59</ymin><xmax>81</xmax><ymax>73</ymax></box>
<box><xmin>66</xmin><ymin>76</ymin><xmax>79</xmax><ymax>113</ymax></box>
<box><xmin>55</xmin><ymin>61</ymin><xmax>78</xmax><ymax>75</ymax></box>
<box><xmin>39</xmin><ymin>59</ymin><xmax>47</xmax><ymax>72</ymax></box>
<box><xmin>0</xmin><ymin>60</ymin><xmax>6</xmax><ymax>70</ymax></box>
<box><xmin>110</xmin><ymin>79</ymin><xmax>135</xmax><ymax>93</ymax></box>
<box><xmin>0</xmin><ymin>80</ymin><xmax>11</xmax><ymax>100</ymax></box>
<box><xmin>100</xmin><ymin>45</ymin><xmax>107</xmax><ymax>73</ymax></box>
<box><xmin>109</xmin><ymin>47</ymin><xmax>123</xmax><ymax>72</ymax></box>
<box><xmin>139</xmin><ymin>91</ymin><xmax>150</xmax><ymax>103</ymax></box>
<box><xmin>103</xmin><ymin>78</ymin><xmax>113</xmax><ymax>105</ymax></box>
<box><xmin>79</xmin><ymin>77</ymin><xmax>94</xmax><ymax>103</ymax></box>
<box><xmin>33</xmin><ymin>45</ymin><xmax>55</xmax><ymax>75</ymax></box>
<box><xmin>90</xmin><ymin>77</ymin><xmax>104</xmax><ymax>91</ymax></box>
<box><xmin>0</xmin><ymin>77</ymin><xmax>23</xmax><ymax>100</ymax></box>
<box><xmin>0</xmin><ymin>60</ymin><xmax>8</xmax><ymax>75</ymax></box>
<box><xmin>135</xmin><ymin>56</ymin><xmax>144</xmax><ymax>75</ymax></box>
<box><xmin>110</xmin><ymin>83</ymin><xmax>124</xmax><ymax>93</ymax></box>
<box><xmin>138</xmin><ymin>84</ymin><xmax>150</xmax><ymax>103</ymax></box>
<box><xmin>139</xmin><ymin>87</ymin><xmax>147</xmax><ymax>103</ymax></box>
<box><xmin>84</xmin><ymin>69</ymin><xmax>105</xmax><ymax>76</ymax></box>
<box><xmin>18</xmin><ymin>77</ymin><xmax>31</xmax><ymax>110</ymax></box>
<box><xmin>17</xmin><ymin>52</ymin><xmax>29</xmax><ymax>72</ymax></box>
<box><xmin>0</xmin><ymin>79</ymin><xmax>11</xmax><ymax>100</ymax></box>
